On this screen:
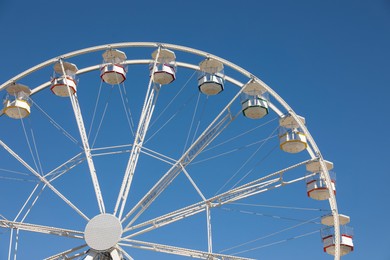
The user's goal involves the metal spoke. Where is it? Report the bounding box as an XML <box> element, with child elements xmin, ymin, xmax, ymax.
<box><xmin>121</xmin><ymin>83</ymin><xmax>248</xmax><ymax>227</ymax></box>
<box><xmin>114</xmin><ymin>48</ymin><xmax>162</xmax><ymax>219</ymax></box>
<box><xmin>43</xmin><ymin>152</ymin><xmax>85</xmax><ymax>180</ymax></box>
<box><xmin>0</xmin><ymin>219</ymin><xmax>84</xmax><ymax>239</ymax></box>
<box><xmin>43</xmin><ymin>244</ymin><xmax>88</xmax><ymax>260</ymax></box>
<box><xmin>119</xmin><ymin>239</ymin><xmax>254</xmax><ymax>260</ymax></box>
<box><xmin>59</xmin><ymin>59</ymin><xmax>106</xmax><ymax>214</ymax></box>
<box><xmin>123</xmin><ymin>159</ymin><xmax>316</xmax><ymax>237</ymax></box>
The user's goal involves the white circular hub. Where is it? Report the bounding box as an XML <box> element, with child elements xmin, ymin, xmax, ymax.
<box><xmin>84</xmin><ymin>214</ymin><xmax>122</xmax><ymax>251</ymax></box>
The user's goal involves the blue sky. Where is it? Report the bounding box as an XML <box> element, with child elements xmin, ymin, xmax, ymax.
<box><xmin>0</xmin><ymin>0</ymin><xmax>389</xmax><ymax>259</ymax></box>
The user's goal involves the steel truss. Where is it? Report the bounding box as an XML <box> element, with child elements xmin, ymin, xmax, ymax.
<box><xmin>0</xmin><ymin>42</ymin><xmax>342</xmax><ymax>259</ymax></box>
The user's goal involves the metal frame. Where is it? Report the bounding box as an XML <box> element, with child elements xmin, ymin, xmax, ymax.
<box><xmin>0</xmin><ymin>42</ymin><xmax>340</xmax><ymax>259</ymax></box>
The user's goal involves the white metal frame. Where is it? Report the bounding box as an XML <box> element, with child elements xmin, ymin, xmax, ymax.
<box><xmin>0</xmin><ymin>42</ymin><xmax>341</xmax><ymax>260</ymax></box>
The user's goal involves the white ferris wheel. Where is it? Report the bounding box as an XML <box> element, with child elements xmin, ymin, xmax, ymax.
<box><xmin>0</xmin><ymin>42</ymin><xmax>354</xmax><ymax>260</ymax></box>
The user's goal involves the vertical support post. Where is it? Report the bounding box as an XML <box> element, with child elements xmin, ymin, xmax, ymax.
<box><xmin>206</xmin><ymin>204</ymin><xmax>213</xmax><ymax>254</ymax></box>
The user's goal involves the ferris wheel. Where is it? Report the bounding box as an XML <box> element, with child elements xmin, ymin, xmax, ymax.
<box><xmin>0</xmin><ymin>42</ymin><xmax>354</xmax><ymax>260</ymax></box>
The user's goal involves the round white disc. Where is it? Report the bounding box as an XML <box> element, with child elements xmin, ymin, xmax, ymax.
<box><xmin>84</xmin><ymin>214</ymin><xmax>122</xmax><ymax>251</ymax></box>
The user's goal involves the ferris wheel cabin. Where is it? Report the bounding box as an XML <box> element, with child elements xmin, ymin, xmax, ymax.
<box><xmin>279</xmin><ymin>115</ymin><xmax>307</xmax><ymax>153</ymax></box>
<box><xmin>3</xmin><ymin>83</ymin><xmax>32</xmax><ymax>119</ymax></box>
<box><xmin>241</xmin><ymin>80</ymin><xmax>269</xmax><ymax>119</ymax></box>
<box><xmin>51</xmin><ymin>62</ymin><xmax>78</xmax><ymax>97</ymax></box>
<box><xmin>150</xmin><ymin>48</ymin><xmax>176</xmax><ymax>85</ymax></box>
<box><xmin>305</xmin><ymin>160</ymin><xmax>336</xmax><ymax>200</ymax></box>
<box><xmin>321</xmin><ymin>214</ymin><xmax>354</xmax><ymax>256</ymax></box>
<box><xmin>100</xmin><ymin>49</ymin><xmax>127</xmax><ymax>85</ymax></box>
<box><xmin>198</xmin><ymin>58</ymin><xmax>224</xmax><ymax>95</ymax></box>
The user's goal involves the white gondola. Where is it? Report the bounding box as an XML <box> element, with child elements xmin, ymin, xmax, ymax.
<box><xmin>198</xmin><ymin>58</ymin><xmax>224</xmax><ymax>95</ymax></box>
<box><xmin>3</xmin><ymin>83</ymin><xmax>31</xmax><ymax>119</ymax></box>
<box><xmin>51</xmin><ymin>62</ymin><xmax>78</xmax><ymax>97</ymax></box>
<box><xmin>150</xmin><ymin>48</ymin><xmax>176</xmax><ymax>85</ymax></box>
<box><xmin>279</xmin><ymin>115</ymin><xmax>307</xmax><ymax>153</ymax></box>
<box><xmin>306</xmin><ymin>160</ymin><xmax>336</xmax><ymax>200</ymax></box>
<box><xmin>100</xmin><ymin>49</ymin><xmax>127</xmax><ymax>85</ymax></box>
<box><xmin>321</xmin><ymin>220</ymin><xmax>354</xmax><ymax>256</ymax></box>
<box><xmin>241</xmin><ymin>80</ymin><xmax>269</xmax><ymax>119</ymax></box>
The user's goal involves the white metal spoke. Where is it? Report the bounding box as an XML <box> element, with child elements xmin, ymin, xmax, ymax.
<box><xmin>0</xmin><ymin>219</ymin><xmax>84</xmax><ymax>239</ymax></box>
<box><xmin>140</xmin><ymin>146</ymin><xmax>177</xmax><ymax>165</ymax></box>
<box><xmin>0</xmin><ymin>139</ymin><xmax>89</xmax><ymax>221</ymax></box>
<box><xmin>0</xmin><ymin>42</ymin><xmax>343</xmax><ymax>259</ymax></box>
<box><xmin>123</xmin><ymin>159</ymin><xmax>315</xmax><ymax>237</ymax></box>
<box><xmin>181</xmin><ymin>165</ymin><xmax>206</xmax><ymax>201</ymax></box>
<box><xmin>43</xmin><ymin>244</ymin><xmax>88</xmax><ymax>260</ymax></box>
<box><xmin>206</xmin><ymin>205</ymin><xmax>213</xmax><ymax>253</ymax></box>
<box><xmin>114</xmin><ymin>48</ymin><xmax>162</xmax><ymax>219</ymax></box>
<box><xmin>122</xmin><ymin>84</ymin><xmax>248</xmax><ymax>226</ymax></box>
<box><xmin>44</xmin><ymin>152</ymin><xmax>85</xmax><ymax>179</ymax></box>
<box><xmin>59</xmin><ymin>59</ymin><xmax>106</xmax><ymax>214</ymax></box>
<box><xmin>117</xmin><ymin>246</ymin><xmax>134</xmax><ymax>260</ymax></box>
<box><xmin>119</xmin><ymin>239</ymin><xmax>254</xmax><ymax>260</ymax></box>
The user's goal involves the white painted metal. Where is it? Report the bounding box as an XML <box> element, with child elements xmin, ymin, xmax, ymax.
<box><xmin>0</xmin><ymin>139</ymin><xmax>89</xmax><ymax>221</ymax></box>
<box><xmin>59</xmin><ymin>59</ymin><xmax>106</xmax><ymax>214</ymax></box>
<box><xmin>0</xmin><ymin>219</ymin><xmax>84</xmax><ymax>239</ymax></box>
<box><xmin>206</xmin><ymin>205</ymin><xmax>213</xmax><ymax>254</ymax></box>
<box><xmin>114</xmin><ymin>48</ymin><xmax>162</xmax><ymax>220</ymax></box>
<box><xmin>120</xmin><ymin>239</ymin><xmax>254</xmax><ymax>260</ymax></box>
<box><xmin>122</xmin><ymin>159</ymin><xmax>315</xmax><ymax>237</ymax></box>
<box><xmin>121</xmin><ymin>82</ymin><xmax>248</xmax><ymax>228</ymax></box>
<box><xmin>0</xmin><ymin>42</ymin><xmax>342</xmax><ymax>259</ymax></box>
<box><xmin>44</xmin><ymin>244</ymin><xmax>88</xmax><ymax>260</ymax></box>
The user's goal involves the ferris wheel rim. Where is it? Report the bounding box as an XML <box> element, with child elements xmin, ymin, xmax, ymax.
<box><xmin>0</xmin><ymin>42</ymin><xmax>341</xmax><ymax>259</ymax></box>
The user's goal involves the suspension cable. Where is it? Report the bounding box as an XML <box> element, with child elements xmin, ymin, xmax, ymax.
<box><xmin>87</xmin><ymin>80</ymin><xmax>104</xmax><ymax>139</ymax></box>
<box><xmin>18</xmin><ymin>109</ymin><xmax>40</xmax><ymax>175</ymax></box>
<box><xmin>149</xmin><ymin>70</ymin><xmax>196</xmax><ymax>129</ymax></box>
<box><xmin>230</xmin><ymin>203</ymin><xmax>330</xmax><ymax>212</ymax></box>
<box><xmin>28</xmin><ymin>119</ymin><xmax>44</xmax><ymax>176</ymax></box>
<box><xmin>91</xmin><ymin>85</ymin><xmax>114</xmax><ymax>148</ymax></box>
<box><xmin>118</xmin><ymin>82</ymin><xmax>135</xmax><ymax>137</ymax></box>
<box><xmin>220</xmin><ymin>216</ymin><xmax>321</xmax><ymax>254</ymax></box>
<box><xmin>231</xmin><ymin>230</ymin><xmax>320</xmax><ymax>255</ymax></box>
<box><xmin>204</xmin><ymin>116</ymin><xmax>278</xmax><ymax>153</ymax></box>
<box><xmin>182</xmin><ymin>92</ymin><xmax>201</xmax><ymax>153</ymax></box>
<box><xmin>191</xmin><ymin>134</ymin><xmax>278</xmax><ymax>165</ymax></box>
<box><xmin>33</xmin><ymin>101</ymin><xmax>80</xmax><ymax>147</ymax></box>
<box><xmin>215</xmin><ymin>125</ymin><xmax>279</xmax><ymax>195</ymax></box>
<box><xmin>119</xmin><ymin>83</ymin><xmax>135</xmax><ymax>136</ymax></box>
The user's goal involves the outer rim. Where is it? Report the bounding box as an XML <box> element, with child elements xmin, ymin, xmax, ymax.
<box><xmin>0</xmin><ymin>42</ymin><xmax>341</xmax><ymax>259</ymax></box>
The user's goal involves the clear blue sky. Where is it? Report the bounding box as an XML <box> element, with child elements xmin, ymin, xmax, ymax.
<box><xmin>0</xmin><ymin>1</ymin><xmax>389</xmax><ymax>259</ymax></box>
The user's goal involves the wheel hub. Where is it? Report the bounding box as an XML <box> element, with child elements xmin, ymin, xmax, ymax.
<box><xmin>84</xmin><ymin>214</ymin><xmax>122</xmax><ymax>251</ymax></box>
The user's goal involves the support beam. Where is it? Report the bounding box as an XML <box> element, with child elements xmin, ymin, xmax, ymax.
<box><xmin>122</xmin><ymin>83</ymin><xmax>248</xmax><ymax>227</ymax></box>
<box><xmin>114</xmin><ymin>48</ymin><xmax>162</xmax><ymax>219</ymax></box>
<box><xmin>0</xmin><ymin>219</ymin><xmax>84</xmax><ymax>239</ymax></box>
<box><xmin>59</xmin><ymin>59</ymin><xmax>106</xmax><ymax>214</ymax></box>
<box><xmin>123</xmin><ymin>159</ymin><xmax>315</xmax><ymax>238</ymax></box>
<box><xmin>44</xmin><ymin>244</ymin><xmax>88</xmax><ymax>260</ymax></box>
<box><xmin>119</xmin><ymin>239</ymin><xmax>254</xmax><ymax>260</ymax></box>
